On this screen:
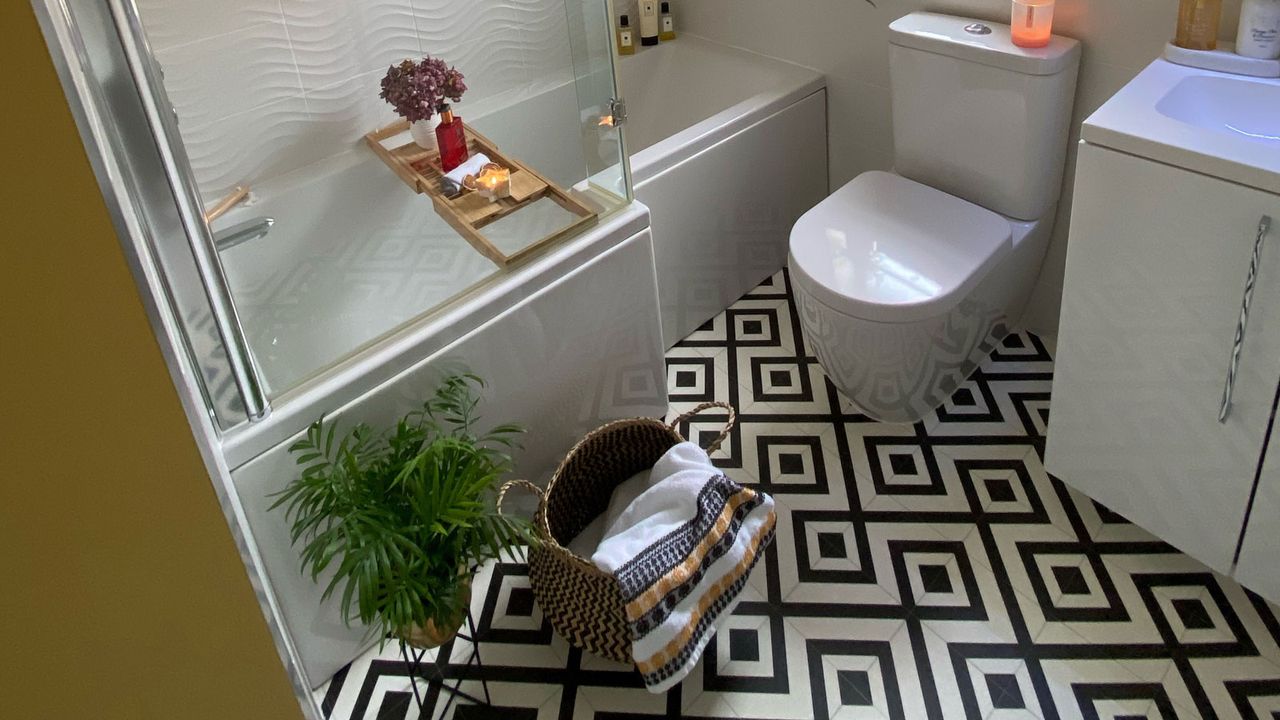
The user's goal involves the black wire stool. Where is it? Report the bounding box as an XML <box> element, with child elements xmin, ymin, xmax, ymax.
<box><xmin>398</xmin><ymin>608</ymin><xmax>491</xmax><ymax>718</ymax></box>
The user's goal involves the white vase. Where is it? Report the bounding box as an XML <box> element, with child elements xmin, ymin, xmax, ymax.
<box><xmin>409</xmin><ymin>117</ymin><xmax>440</xmax><ymax>151</ymax></box>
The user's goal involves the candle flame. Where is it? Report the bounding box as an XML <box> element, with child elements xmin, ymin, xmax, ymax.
<box><xmin>473</xmin><ymin>163</ymin><xmax>511</xmax><ymax>200</ymax></box>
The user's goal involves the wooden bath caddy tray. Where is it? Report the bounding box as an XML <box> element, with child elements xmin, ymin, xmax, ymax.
<box><xmin>364</xmin><ymin>119</ymin><xmax>597</xmax><ymax>266</ymax></box>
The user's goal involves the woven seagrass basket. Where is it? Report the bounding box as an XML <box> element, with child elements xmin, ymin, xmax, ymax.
<box><xmin>498</xmin><ymin>402</ymin><xmax>736</xmax><ymax>664</ymax></box>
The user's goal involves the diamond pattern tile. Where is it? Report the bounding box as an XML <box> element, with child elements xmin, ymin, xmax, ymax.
<box><xmin>316</xmin><ymin>269</ymin><xmax>1280</xmax><ymax>720</ymax></box>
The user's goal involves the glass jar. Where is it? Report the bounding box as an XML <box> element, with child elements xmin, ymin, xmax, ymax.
<box><xmin>1011</xmin><ymin>0</ymin><xmax>1056</xmax><ymax>48</ymax></box>
<box><xmin>1174</xmin><ymin>0</ymin><xmax>1223</xmax><ymax>51</ymax></box>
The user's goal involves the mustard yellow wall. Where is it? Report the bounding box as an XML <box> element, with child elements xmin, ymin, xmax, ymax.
<box><xmin>0</xmin><ymin>5</ymin><xmax>303</xmax><ymax>718</ymax></box>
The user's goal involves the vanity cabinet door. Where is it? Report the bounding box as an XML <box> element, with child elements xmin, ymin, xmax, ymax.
<box><xmin>1046</xmin><ymin>142</ymin><xmax>1280</xmax><ymax>575</ymax></box>
<box><xmin>1234</xmin><ymin>425</ymin><xmax>1280</xmax><ymax>604</ymax></box>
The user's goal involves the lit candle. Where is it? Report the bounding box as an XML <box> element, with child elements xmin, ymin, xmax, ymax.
<box><xmin>1011</xmin><ymin>0</ymin><xmax>1055</xmax><ymax>48</ymax></box>
<box><xmin>471</xmin><ymin>163</ymin><xmax>511</xmax><ymax>201</ymax></box>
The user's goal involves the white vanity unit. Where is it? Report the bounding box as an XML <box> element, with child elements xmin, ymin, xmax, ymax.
<box><xmin>1047</xmin><ymin>60</ymin><xmax>1280</xmax><ymax>600</ymax></box>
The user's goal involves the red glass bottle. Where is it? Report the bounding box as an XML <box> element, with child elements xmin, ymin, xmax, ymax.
<box><xmin>434</xmin><ymin>104</ymin><xmax>469</xmax><ymax>172</ymax></box>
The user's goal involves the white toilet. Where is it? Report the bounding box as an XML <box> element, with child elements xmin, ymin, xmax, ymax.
<box><xmin>788</xmin><ymin>12</ymin><xmax>1080</xmax><ymax>423</ymax></box>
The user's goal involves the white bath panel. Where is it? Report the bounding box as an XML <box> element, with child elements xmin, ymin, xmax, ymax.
<box><xmin>638</xmin><ymin>90</ymin><xmax>828</xmax><ymax>346</ymax></box>
<box><xmin>230</xmin><ymin>227</ymin><xmax>666</xmax><ymax>687</ymax></box>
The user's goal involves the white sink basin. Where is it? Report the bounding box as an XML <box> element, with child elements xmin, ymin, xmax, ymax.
<box><xmin>1084</xmin><ymin>60</ymin><xmax>1280</xmax><ymax>194</ymax></box>
<box><xmin>1156</xmin><ymin>75</ymin><xmax>1280</xmax><ymax>146</ymax></box>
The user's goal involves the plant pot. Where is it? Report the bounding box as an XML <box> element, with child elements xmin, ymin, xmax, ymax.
<box><xmin>409</xmin><ymin>116</ymin><xmax>441</xmax><ymax>152</ymax></box>
<box><xmin>398</xmin><ymin>578</ymin><xmax>472</xmax><ymax>650</ymax></box>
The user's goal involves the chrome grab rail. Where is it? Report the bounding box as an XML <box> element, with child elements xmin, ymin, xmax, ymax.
<box><xmin>107</xmin><ymin>0</ymin><xmax>269</xmax><ymax>422</ymax></box>
<box><xmin>1220</xmin><ymin>215</ymin><xmax>1272</xmax><ymax>423</ymax></box>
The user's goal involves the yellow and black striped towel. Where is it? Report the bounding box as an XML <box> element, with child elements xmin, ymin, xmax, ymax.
<box><xmin>591</xmin><ymin>442</ymin><xmax>776</xmax><ymax>692</ymax></box>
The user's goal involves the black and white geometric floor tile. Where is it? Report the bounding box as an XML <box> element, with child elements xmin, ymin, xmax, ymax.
<box><xmin>317</xmin><ymin>269</ymin><xmax>1280</xmax><ymax>720</ymax></box>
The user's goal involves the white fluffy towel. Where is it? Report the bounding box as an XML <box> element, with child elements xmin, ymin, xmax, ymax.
<box><xmin>591</xmin><ymin>442</ymin><xmax>776</xmax><ymax>692</ymax></box>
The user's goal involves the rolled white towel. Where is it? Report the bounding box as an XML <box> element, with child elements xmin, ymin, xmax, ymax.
<box><xmin>592</xmin><ymin>442</ymin><xmax>716</xmax><ymax>573</ymax></box>
<box><xmin>443</xmin><ymin>153</ymin><xmax>491</xmax><ymax>185</ymax></box>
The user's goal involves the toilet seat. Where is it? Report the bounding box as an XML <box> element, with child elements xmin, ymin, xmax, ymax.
<box><xmin>788</xmin><ymin>171</ymin><xmax>1012</xmax><ymax>323</ymax></box>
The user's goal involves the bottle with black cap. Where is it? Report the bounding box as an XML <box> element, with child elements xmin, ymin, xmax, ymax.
<box><xmin>639</xmin><ymin>1</ymin><xmax>660</xmax><ymax>46</ymax></box>
<box><xmin>659</xmin><ymin>2</ymin><xmax>676</xmax><ymax>41</ymax></box>
<box><xmin>616</xmin><ymin>14</ymin><xmax>635</xmax><ymax>55</ymax></box>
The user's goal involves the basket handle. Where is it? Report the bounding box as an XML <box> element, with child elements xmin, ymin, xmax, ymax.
<box><xmin>496</xmin><ymin>479</ymin><xmax>544</xmax><ymax>517</ymax></box>
<box><xmin>670</xmin><ymin>401</ymin><xmax>737</xmax><ymax>453</ymax></box>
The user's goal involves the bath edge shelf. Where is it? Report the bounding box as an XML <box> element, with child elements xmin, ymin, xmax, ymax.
<box><xmin>364</xmin><ymin>119</ymin><xmax>598</xmax><ymax>267</ymax></box>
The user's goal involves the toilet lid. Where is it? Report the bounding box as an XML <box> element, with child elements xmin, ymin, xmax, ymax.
<box><xmin>788</xmin><ymin>171</ymin><xmax>1012</xmax><ymax>323</ymax></box>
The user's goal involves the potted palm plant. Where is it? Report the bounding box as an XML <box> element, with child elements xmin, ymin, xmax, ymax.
<box><xmin>270</xmin><ymin>373</ymin><xmax>533</xmax><ymax>649</ymax></box>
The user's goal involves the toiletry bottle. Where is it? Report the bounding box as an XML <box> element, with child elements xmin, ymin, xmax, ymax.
<box><xmin>1236</xmin><ymin>0</ymin><xmax>1280</xmax><ymax>59</ymax></box>
<box><xmin>639</xmin><ymin>0</ymin><xmax>660</xmax><ymax>46</ymax></box>
<box><xmin>617</xmin><ymin>14</ymin><xmax>636</xmax><ymax>55</ymax></box>
<box><xmin>434</xmin><ymin>104</ymin><xmax>469</xmax><ymax>173</ymax></box>
<box><xmin>1010</xmin><ymin>0</ymin><xmax>1055</xmax><ymax>48</ymax></box>
<box><xmin>660</xmin><ymin>2</ymin><xmax>677</xmax><ymax>41</ymax></box>
<box><xmin>1175</xmin><ymin>0</ymin><xmax>1223</xmax><ymax>51</ymax></box>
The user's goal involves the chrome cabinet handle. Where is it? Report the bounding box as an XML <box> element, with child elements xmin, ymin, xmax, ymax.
<box><xmin>1220</xmin><ymin>215</ymin><xmax>1272</xmax><ymax>423</ymax></box>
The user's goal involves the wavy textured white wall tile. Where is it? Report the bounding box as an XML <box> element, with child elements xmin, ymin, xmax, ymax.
<box><xmin>303</xmin><ymin>70</ymin><xmax>403</xmax><ymax>153</ymax></box>
<box><xmin>154</xmin><ymin>20</ymin><xmax>304</xmax><ymax>123</ymax></box>
<box><xmin>283</xmin><ymin>0</ymin><xmax>421</xmax><ymax>93</ymax></box>
<box><xmin>136</xmin><ymin>0</ymin><xmax>577</xmax><ymax>201</ymax></box>
<box><xmin>136</xmin><ymin>0</ymin><xmax>285</xmax><ymax>51</ymax></box>
<box><xmin>522</xmin><ymin>0</ymin><xmax>576</xmax><ymax>87</ymax></box>
<box><xmin>177</xmin><ymin>95</ymin><xmax>315</xmax><ymax>200</ymax></box>
<box><xmin>411</xmin><ymin>0</ymin><xmax>531</xmax><ymax>104</ymax></box>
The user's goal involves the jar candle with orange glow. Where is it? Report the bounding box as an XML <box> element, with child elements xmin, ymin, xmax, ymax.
<box><xmin>1011</xmin><ymin>0</ymin><xmax>1055</xmax><ymax>48</ymax></box>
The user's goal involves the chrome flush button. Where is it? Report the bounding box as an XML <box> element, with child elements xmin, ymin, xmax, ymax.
<box><xmin>964</xmin><ymin>22</ymin><xmax>992</xmax><ymax>35</ymax></box>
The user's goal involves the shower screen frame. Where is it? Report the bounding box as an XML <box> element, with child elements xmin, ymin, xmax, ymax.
<box><xmin>32</xmin><ymin>0</ymin><xmax>270</xmax><ymax>433</ymax></box>
<box><xmin>30</xmin><ymin>0</ymin><xmax>318</xmax><ymax>716</ymax></box>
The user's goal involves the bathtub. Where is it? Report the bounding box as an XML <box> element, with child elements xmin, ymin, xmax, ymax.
<box><xmin>210</xmin><ymin>83</ymin><xmax>618</xmax><ymax>415</ymax></box>
<box><xmin>210</xmin><ymin>34</ymin><xmax>828</xmax><ymax>696</ymax></box>
<box><xmin>214</xmin><ymin>95</ymin><xmax>668</xmax><ymax>692</ymax></box>
<box><xmin>619</xmin><ymin>36</ymin><xmax>828</xmax><ymax>343</ymax></box>
<box><xmin>214</xmin><ymin>36</ymin><xmax>826</xmax><ymax>454</ymax></box>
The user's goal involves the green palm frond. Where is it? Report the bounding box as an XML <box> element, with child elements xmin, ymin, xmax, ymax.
<box><xmin>269</xmin><ymin>373</ymin><xmax>534</xmax><ymax>644</ymax></box>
